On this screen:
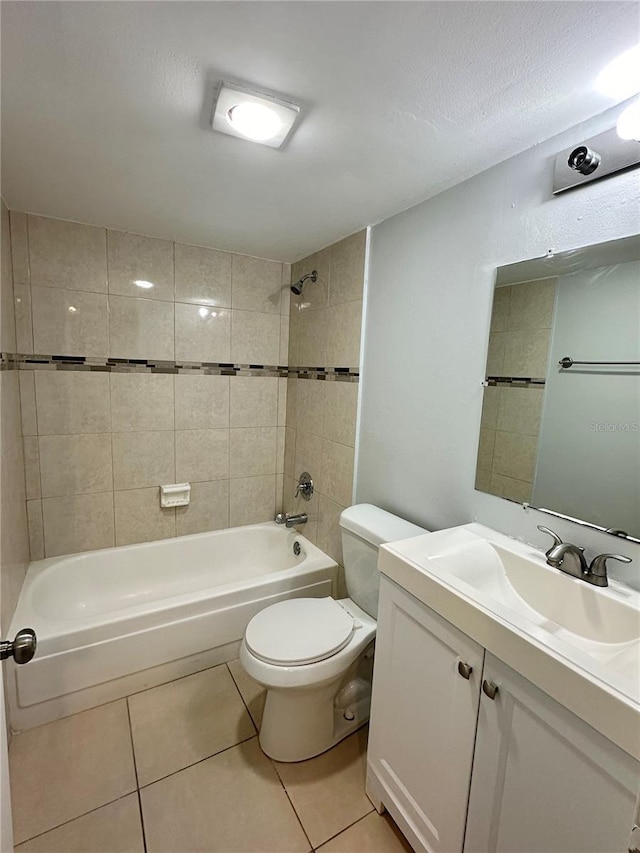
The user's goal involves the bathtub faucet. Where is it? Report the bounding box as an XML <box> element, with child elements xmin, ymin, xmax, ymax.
<box><xmin>275</xmin><ymin>512</ymin><xmax>308</xmax><ymax>528</ymax></box>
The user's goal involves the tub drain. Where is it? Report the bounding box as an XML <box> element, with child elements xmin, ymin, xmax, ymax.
<box><xmin>293</xmin><ymin>541</ymin><xmax>301</xmax><ymax>556</ymax></box>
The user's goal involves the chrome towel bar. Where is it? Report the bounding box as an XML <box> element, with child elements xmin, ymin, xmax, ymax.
<box><xmin>559</xmin><ymin>356</ymin><xmax>640</xmax><ymax>369</ymax></box>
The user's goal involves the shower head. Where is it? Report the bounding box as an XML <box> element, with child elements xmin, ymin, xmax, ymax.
<box><xmin>291</xmin><ymin>270</ymin><xmax>318</xmax><ymax>295</ymax></box>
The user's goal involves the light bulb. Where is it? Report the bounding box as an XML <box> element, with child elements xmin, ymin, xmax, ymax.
<box><xmin>595</xmin><ymin>45</ymin><xmax>640</xmax><ymax>100</ymax></box>
<box><xmin>617</xmin><ymin>99</ymin><xmax>640</xmax><ymax>142</ymax></box>
<box><xmin>226</xmin><ymin>102</ymin><xmax>282</xmax><ymax>141</ymax></box>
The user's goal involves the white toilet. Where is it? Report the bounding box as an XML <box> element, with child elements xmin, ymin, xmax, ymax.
<box><xmin>240</xmin><ymin>504</ymin><xmax>427</xmax><ymax>762</ymax></box>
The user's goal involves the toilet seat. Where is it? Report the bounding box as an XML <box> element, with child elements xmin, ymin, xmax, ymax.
<box><xmin>245</xmin><ymin>598</ymin><xmax>357</xmax><ymax>666</ymax></box>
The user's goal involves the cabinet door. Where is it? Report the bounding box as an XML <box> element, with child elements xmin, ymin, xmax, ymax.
<box><xmin>464</xmin><ymin>653</ymin><xmax>640</xmax><ymax>853</ymax></box>
<box><xmin>367</xmin><ymin>576</ymin><xmax>485</xmax><ymax>853</ymax></box>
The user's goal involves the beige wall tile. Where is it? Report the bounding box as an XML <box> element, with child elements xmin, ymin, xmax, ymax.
<box><xmin>231</xmin><ymin>310</ymin><xmax>280</xmax><ymax>364</ymax></box>
<box><xmin>19</xmin><ymin>372</ymin><xmax>37</xmax><ymax>436</ymax></box>
<box><xmin>316</xmin><ymin>495</ymin><xmax>346</xmax><ymax>565</ymax></box>
<box><xmin>230</xmin><ymin>427</ymin><xmax>277</xmax><ymax>478</ymax></box>
<box><xmin>476</xmin><ymin>427</ymin><xmax>496</xmax><ymax>472</ymax></box>
<box><xmin>230</xmin><ymin>376</ymin><xmax>278</xmax><ymax>427</ymax></box>
<box><xmin>108</xmin><ymin>295</ymin><xmax>174</xmax><ymax>360</ymax></box>
<box><xmin>287</xmin><ymin>305</ymin><xmax>301</xmax><ymax>365</ymax></box>
<box><xmin>110</xmin><ymin>373</ymin><xmax>174</xmax><ymax>432</ymax></box>
<box><xmin>489</xmin><ymin>472</ymin><xmax>533</xmax><ymax>504</ymax></box>
<box><xmin>295</xmin><ymin>431</ymin><xmax>323</xmax><ymax>495</ymax></box>
<box><xmin>32</xmin><ymin>287</ymin><xmax>108</xmax><ymax>356</ymax></box>
<box><xmin>9</xmin><ymin>699</ymin><xmax>135</xmax><ymax>843</ymax></box>
<box><xmin>140</xmin><ymin>739</ymin><xmax>308</xmax><ymax>853</ymax></box>
<box><xmin>9</xmin><ymin>210</ymin><xmax>29</xmax><ymax>288</ymax></box>
<box><xmin>508</xmin><ymin>278</ymin><xmax>557</xmax><ymax>330</ymax></box>
<box><xmin>474</xmin><ymin>468</ymin><xmax>491</xmax><ymax>493</ymax></box>
<box><xmin>496</xmin><ymin>385</ymin><xmax>544</xmax><ymax>435</ymax></box>
<box><xmin>14</xmin><ymin>285</ymin><xmax>33</xmax><ymax>353</ymax></box>
<box><xmin>326</xmin><ymin>301</ymin><xmax>362</xmax><ymax>367</ymax></box>
<box><xmin>232</xmin><ymin>254</ymin><xmax>283</xmax><ymax>314</ymax></box>
<box><xmin>277</xmin><ymin>378</ymin><xmax>287</xmax><ymax>426</ymax></box>
<box><xmin>321</xmin><ymin>440</ymin><xmax>354</xmax><ymax>507</ymax></box>
<box><xmin>490</xmin><ymin>285</ymin><xmax>511</xmax><ymax>333</ymax></box>
<box><xmin>279</xmin><ymin>314</ymin><xmax>290</xmax><ymax>365</ymax></box>
<box><xmin>296</xmin><ymin>379</ymin><xmax>325</xmax><ymax>435</ymax></box>
<box><xmin>28</xmin><ymin>215</ymin><xmax>107</xmax><ymax>293</ymax></box>
<box><xmin>129</xmin><ymin>665</ymin><xmax>255</xmax><ymax>786</ymax></box>
<box><xmin>485</xmin><ymin>330</ymin><xmax>506</xmax><ymax>376</ymax></box>
<box><xmin>229</xmin><ymin>475</ymin><xmax>276</xmax><ymax>526</ymax></box>
<box><xmin>503</xmin><ymin>328</ymin><xmax>551</xmax><ymax>378</ymax></box>
<box><xmin>276</xmin><ymin>427</ymin><xmax>286</xmax><ymax>475</ymax></box>
<box><xmin>175</xmin><ymin>242</ymin><xmax>231</xmax><ymax>307</ymax></box>
<box><xmin>175</xmin><ymin>480</ymin><xmax>229</xmax><ymax>535</ymax></box>
<box><xmin>286</xmin><ymin>377</ymin><xmax>298</xmax><ymax>426</ymax></box>
<box><xmin>1</xmin><ymin>202</ymin><xmax>16</xmax><ymax>353</ymax></box>
<box><xmin>281</xmin><ymin>263</ymin><xmax>291</xmax><ymax>317</ymax></box>
<box><xmin>329</xmin><ymin>231</ymin><xmax>366</xmax><ymax>306</ymax></box>
<box><xmin>2</xmin><ymin>365</ymin><xmax>22</xmax><ymax>448</ymax></box>
<box><xmin>275</xmin><ymin>472</ymin><xmax>284</xmax><ymax>513</ymax></box>
<box><xmin>26</xmin><ymin>499</ymin><xmax>44</xmax><ymax>562</ymax></box>
<box><xmin>175</xmin><ymin>429</ymin><xmax>229</xmax><ymax>482</ymax></box>
<box><xmin>107</xmin><ymin>230</ymin><xmax>174</xmax><ymax>302</ymax></box>
<box><xmin>284</xmin><ymin>427</ymin><xmax>296</xmax><ymax>480</ymax></box>
<box><xmin>297</xmin><ymin>308</ymin><xmax>327</xmax><ymax>366</ymax></box>
<box><xmin>292</xmin><ymin>247</ymin><xmax>330</xmax><ymax>311</ymax></box>
<box><xmin>35</xmin><ymin>371</ymin><xmax>111</xmax><ymax>434</ymax></box>
<box><xmin>23</xmin><ymin>436</ymin><xmax>41</xmax><ymax>500</ymax></box>
<box><xmin>322</xmin><ymin>381</ymin><xmax>358</xmax><ymax>446</ymax></box>
<box><xmin>15</xmin><ymin>793</ymin><xmax>145</xmax><ymax>853</ymax></box>
<box><xmin>480</xmin><ymin>385</ymin><xmax>501</xmax><ymax>429</ymax></box>
<box><xmin>0</xmin><ymin>399</ymin><xmax>29</xmax><ymax>628</ymax></box>
<box><xmin>42</xmin><ymin>492</ymin><xmax>115</xmax><ymax>557</ymax></box>
<box><xmin>114</xmin><ymin>487</ymin><xmax>176</xmax><ymax>546</ymax></box>
<box><xmin>174</xmin><ymin>374</ymin><xmax>229</xmax><ymax>429</ymax></box>
<box><xmin>175</xmin><ymin>303</ymin><xmax>231</xmax><ymax>362</ymax></box>
<box><xmin>492</xmin><ymin>431</ymin><xmax>537</xmax><ymax>481</ymax></box>
<box><xmin>112</xmin><ymin>430</ymin><xmax>174</xmax><ymax>490</ymax></box>
<box><xmin>39</xmin><ymin>433</ymin><xmax>113</xmax><ymax>497</ymax></box>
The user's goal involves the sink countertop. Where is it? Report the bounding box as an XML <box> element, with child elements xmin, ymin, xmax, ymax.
<box><xmin>379</xmin><ymin>523</ymin><xmax>640</xmax><ymax>760</ymax></box>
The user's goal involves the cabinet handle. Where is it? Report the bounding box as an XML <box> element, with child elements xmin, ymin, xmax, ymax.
<box><xmin>482</xmin><ymin>680</ymin><xmax>499</xmax><ymax>700</ymax></box>
<box><xmin>457</xmin><ymin>661</ymin><xmax>473</xmax><ymax>680</ymax></box>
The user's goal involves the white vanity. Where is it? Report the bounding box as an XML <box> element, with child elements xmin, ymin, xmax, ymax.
<box><xmin>366</xmin><ymin>524</ymin><xmax>640</xmax><ymax>853</ymax></box>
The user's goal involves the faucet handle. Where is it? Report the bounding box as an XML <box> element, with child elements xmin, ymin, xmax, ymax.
<box><xmin>590</xmin><ymin>553</ymin><xmax>632</xmax><ymax>575</ymax></box>
<box><xmin>537</xmin><ymin>525</ymin><xmax>563</xmax><ymax>555</ymax></box>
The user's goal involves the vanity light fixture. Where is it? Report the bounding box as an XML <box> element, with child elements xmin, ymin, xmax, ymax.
<box><xmin>617</xmin><ymin>99</ymin><xmax>640</xmax><ymax>142</ymax></box>
<box><xmin>595</xmin><ymin>44</ymin><xmax>640</xmax><ymax>100</ymax></box>
<box><xmin>211</xmin><ymin>82</ymin><xmax>301</xmax><ymax>148</ymax></box>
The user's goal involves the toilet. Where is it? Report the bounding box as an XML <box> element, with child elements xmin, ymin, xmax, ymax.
<box><xmin>240</xmin><ymin>504</ymin><xmax>427</xmax><ymax>762</ymax></box>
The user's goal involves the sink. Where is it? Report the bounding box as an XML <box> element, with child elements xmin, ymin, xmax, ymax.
<box><xmin>445</xmin><ymin>541</ymin><xmax>640</xmax><ymax>646</ymax></box>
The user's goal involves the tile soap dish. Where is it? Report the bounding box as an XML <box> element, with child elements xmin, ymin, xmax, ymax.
<box><xmin>160</xmin><ymin>483</ymin><xmax>191</xmax><ymax>508</ymax></box>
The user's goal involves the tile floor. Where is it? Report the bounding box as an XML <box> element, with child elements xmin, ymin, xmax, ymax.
<box><xmin>9</xmin><ymin>660</ymin><xmax>411</xmax><ymax>853</ymax></box>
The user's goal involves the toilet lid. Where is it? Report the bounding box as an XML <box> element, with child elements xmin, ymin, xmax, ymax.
<box><xmin>245</xmin><ymin>598</ymin><xmax>356</xmax><ymax>666</ymax></box>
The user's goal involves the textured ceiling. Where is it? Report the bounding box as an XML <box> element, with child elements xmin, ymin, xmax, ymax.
<box><xmin>1</xmin><ymin>1</ymin><xmax>638</xmax><ymax>261</ymax></box>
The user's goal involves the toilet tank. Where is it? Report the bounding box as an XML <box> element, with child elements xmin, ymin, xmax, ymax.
<box><xmin>339</xmin><ymin>504</ymin><xmax>427</xmax><ymax>618</ymax></box>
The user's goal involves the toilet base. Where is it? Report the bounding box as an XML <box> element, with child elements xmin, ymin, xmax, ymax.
<box><xmin>258</xmin><ymin>652</ymin><xmax>373</xmax><ymax>762</ymax></box>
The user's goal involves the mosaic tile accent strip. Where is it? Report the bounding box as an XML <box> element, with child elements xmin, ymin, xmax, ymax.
<box><xmin>1</xmin><ymin>353</ymin><xmax>359</xmax><ymax>381</ymax></box>
<box><xmin>485</xmin><ymin>375</ymin><xmax>546</xmax><ymax>387</ymax></box>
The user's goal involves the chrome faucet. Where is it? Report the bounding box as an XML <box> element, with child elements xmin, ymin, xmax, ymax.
<box><xmin>537</xmin><ymin>525</ymin><xmax>631</xmax><ymax>587</ymax></box>
<box><xmin>275</xmin><ymin>512</ymin><xmax>308</xmax><ymax>529</ymax></box>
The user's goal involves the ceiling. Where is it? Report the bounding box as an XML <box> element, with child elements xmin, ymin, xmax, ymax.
<box><xmin>1</xmin><ymin>1</ymin><xmax>638</xmax><ymax>261</ymax></box>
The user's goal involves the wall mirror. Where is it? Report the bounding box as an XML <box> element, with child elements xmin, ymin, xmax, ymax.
<box><xmin>475</xmin><ymin>234</ymin><xmax>640</xmax><ymax>543</ymax></box>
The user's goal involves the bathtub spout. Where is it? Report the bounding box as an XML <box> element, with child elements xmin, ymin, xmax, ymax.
<box><xmin>275</xmin><ymin>512</ymin><xmax>308</xmax><ymax>528</ymax></box>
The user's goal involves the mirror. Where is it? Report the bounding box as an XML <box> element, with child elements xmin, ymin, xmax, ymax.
<box><xmin>475</xmin><ymin>234</ymin><xmax>640</xmax><ymax>543</ymax></box>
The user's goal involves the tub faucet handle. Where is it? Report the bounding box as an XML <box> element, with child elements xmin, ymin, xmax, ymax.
<box><xmin>275</xmin><ymin>513</ymin><xmax>287</xmax><ymax>525</ymax></box>
<box><xmin>0</xmin><ymin>628</ymin><xmax>37</xmax><ymax>665</ymax></box>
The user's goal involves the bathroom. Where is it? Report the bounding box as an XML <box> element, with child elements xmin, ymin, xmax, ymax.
<box><xmin>1</xmin><ymin>1</ymin><xmax>639</xmax><ymax>851</ymax></box>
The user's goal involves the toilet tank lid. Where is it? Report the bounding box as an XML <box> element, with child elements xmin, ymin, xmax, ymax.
<box><xmin>339</xmin><ymin>504</ymin><xmax>428</xmax><ymax>548</ymax></box>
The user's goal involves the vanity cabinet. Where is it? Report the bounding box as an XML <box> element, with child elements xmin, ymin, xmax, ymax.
<box><xmin>367</xmin><ymin>576</ymin><xmax>640</xmax><ymax>853</ymax></box>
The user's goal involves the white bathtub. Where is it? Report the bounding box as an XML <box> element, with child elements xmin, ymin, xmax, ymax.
<box><xmin>7</xmin><ymin>523</ymin><xmax>338</xmax><ymax>730</ymax></box>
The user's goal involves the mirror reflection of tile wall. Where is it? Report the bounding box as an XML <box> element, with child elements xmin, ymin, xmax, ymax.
<box><xmin>476</xmin><ymin>278</ymin><xmax>557</xmax><ymax>503</ymax></box>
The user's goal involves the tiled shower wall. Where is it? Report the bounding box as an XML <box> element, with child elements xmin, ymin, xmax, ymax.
<box><xmin>0</xmin><ymin>200</ymin><xmax>29</xmax><ymax>631</ymax></box>
<box><xmin>283</xmin><ymin>231</ymin><xmax>365</xmax><ymax>570</ymax></box>
<box><xmin>9</xmin><ymin>212</ymin><xmax>291</xmax><ymax>559</ymax></box>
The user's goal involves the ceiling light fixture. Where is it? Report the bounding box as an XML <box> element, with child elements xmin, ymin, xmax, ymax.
<box><xmin>595</xmin><ymin>45</ymin><xmax>640</xmax><ymax>100</ymax></box>
<box><xmin>211</xmin><ymin>82</ymin><xmax>300</xmax><ymax>148</ymax></box>
<box><xmin>134</xmin><ymin>279</ymin><xmax>154</xmax><ymax>290</ymax></box>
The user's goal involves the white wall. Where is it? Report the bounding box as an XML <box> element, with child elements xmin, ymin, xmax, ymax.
<box><xmin>356</xmin><ymin>100</ymin><xmax>640</xmax><ymax>587</ymax></box>
<box><xmin>533</xmin><ymin>260</ymin><xmax>640</xmax><ymax>535</ymax></box>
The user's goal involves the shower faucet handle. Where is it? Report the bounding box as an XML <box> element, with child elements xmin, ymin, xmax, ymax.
<box><xmin>295</xmin><ymin>472</ymin><xmax>314</xmax><ymax>501</ymax></box>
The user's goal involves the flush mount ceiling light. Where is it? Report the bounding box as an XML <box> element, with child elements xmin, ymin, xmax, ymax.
<box><xmin>211</xmin><ymin>82</ymin><xmax>300</xmax><ymax>148</ymax></box>
<box><xmin>595</xmin><ymin>45</ymin><xmax>640</xmax><ymax>100</ymax></box>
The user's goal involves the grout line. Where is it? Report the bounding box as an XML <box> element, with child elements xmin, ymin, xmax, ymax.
<box><xmin>313</xmin><ymin>807</ymin><xmax>376</xmax><ymax>851</ymax></box>
<box><xmin>269</xmin><ymin>756</ymin><xmax>315</xmax><ymax>852</ymax></box>
<box><xmin>125</xmin><ymin>693</ymin><xmax>149</xmax><ymax>853</ymax></box>
<box><xmin>225</xmin><ymin>661</ymin><xmax>259</xmax><ymax>734</ymax></box>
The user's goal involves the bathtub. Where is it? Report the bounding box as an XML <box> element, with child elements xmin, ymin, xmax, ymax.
<box><xmin>7</xmin><ymin>523</ymin><xmax>338</xmax><ymax>731</ymax></box>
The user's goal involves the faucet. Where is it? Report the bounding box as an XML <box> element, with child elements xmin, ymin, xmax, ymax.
<box><xmin>275</xmin><ymin>512</ymin><xmax>308</xmax><ymax>529</ymax></box>
<box><xmin>537</xmin><ymin>525</ymin><xmax>631</xmax><ymax>587</ymax></box>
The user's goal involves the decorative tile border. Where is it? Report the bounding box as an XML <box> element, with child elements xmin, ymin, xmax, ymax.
<box><xmin>0</xmin><ymin>353</ymin><xmax>359</xmax><ymax>381</ymax></box>
<box><xmin>484</xmin><ymin>375</ymin><xmax>546</xmax><ymax>387</ymax></box>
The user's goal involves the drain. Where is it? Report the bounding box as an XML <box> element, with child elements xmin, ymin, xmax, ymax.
<box><xmin>293</xmin><ymin>541</ymin><xmax>301</xmax><ymax>556</ymax></box>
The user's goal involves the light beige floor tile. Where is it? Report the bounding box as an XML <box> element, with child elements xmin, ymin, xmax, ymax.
<box><xmin>140</xmin><ymin>738</ymin><xmax>310</xmax><ymax>853</ymax></box>
<box><xmin>128</xmin><ymin>664</ymin><xmax>255</xmax><ymax>786</ymax></box>
<box><xmin>15</xmin><ymin>793</ymin><xmax>144</xmax><ymax>853</ymax></box>
<box><xmin>273</xmin><ymin>728</ymin><xmax>373</xmax><ymax>848</ymax></box>
<box><xmin>227</xmin><ymin>659</ymin><xmax>267</xmax><ymax>729</ymax></box>
<box><xmin>318</xmin><ymin>811</ymin><xmax>412</xmax><ymax>852</ymax></box>
<box><xmin>9</xmin><ymin>700</ymin><xmax>136</xmax><ymax>844</ymax></box>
